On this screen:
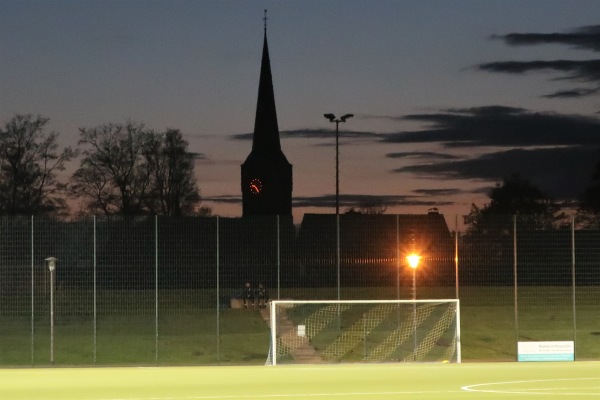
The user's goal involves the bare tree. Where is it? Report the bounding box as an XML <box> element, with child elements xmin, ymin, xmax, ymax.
<box><xmin>345</xmin><ymin>198</ymin><xmax>387</xmax><ymax>215</ymax></box>
<box><xmin>0</xmin><ymin>114</ymin><xmax>76</xmax><ymax>216</ymax></box>
<box><xmin>143</xmin><ymin>129</ymin><xmax>201</xmax><ymax>216</ymax></box>
<box><xmin>71</xmin><ymin>122</ymin><xmax>152</xmax><ymax>216</ymax></box>
<box><xmin>358</xmin><ymin>198</ymin><xmax>387</xmax><ymax>215</ymax></box>
<box><xmin>71</xmin><ymin>122</ymin><xmax>205</xmax><ymax>217</ymax></box>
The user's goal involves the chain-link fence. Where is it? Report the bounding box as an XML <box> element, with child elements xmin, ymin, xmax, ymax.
<box><xmin>0</xmin><ymin>213</ymin><xmax>598</xmax><ymax>366</ymax></box>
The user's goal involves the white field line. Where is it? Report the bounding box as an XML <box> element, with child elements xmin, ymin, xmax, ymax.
<box><xmin>461</xmin><ymin>377</ymin><xmax>600</xmax><ymax>396</ymax></box>
<box><xmin>94</xmin><ymin>391</ymin><xmax>461</xmax><ymax>400</ymax></box>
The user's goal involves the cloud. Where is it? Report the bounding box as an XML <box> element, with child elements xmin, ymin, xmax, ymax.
<box><xmin>478</xmin><ymin>59</ymin><xmax>600</xmax><ymax>82</ymax></box>
<box><xmin>482</xmin><ymin>25</ymin><xmax>600</xmax><ymax>97</ymax></box>
<box><xmin>382</xmin><ymin>106</ymin><xmax>600</xmax><ymax>148</ymax></box>
<box><xmin>230</xmin><ymin>132</ymin><xmax>253</xmax><ymax>141</ymax></box>
<box><xmin>204</xmin><ymin>193</ymin><xmax>454</xmax><ymax>211</ymax></box>
<box><xmin>230</xmin><ymin>128</ymin><xmax>380</xmax><ymax>142</ymax></box>
<box><xmin>393</xmin><ymin>146</ymin><xmax>598</xmax><ymax>200</ymax></box>
<box><xmin>466</xmin><ymin>185</ymin><xmax>498</xmax><ymax>196</ymax></box>
<box><xmin>203</xmin><ymin>195</ymin><xmax>240</xmax><ymax>204</ymax></box>
<box><xmin>295</xmin><ymin>194</ymin><xmax>453</xmax><ymax>209</ymax></box>
<box><xmin>494</xmin><ymin>25</ymin><xmax>600</xmax><ymax>52</ymax></box>
<box><xmin>285</xmin><ymin>129</ymin><xmax>380</xmax><ymax>140</ymax></box>
<box><xmin>411</xmin><ymin>188</ymin><xmax>462</xmax><ymax>196</ymax></box>
<box><xmin>370</xmin><ymin>106</ymin><xmax>600</xmax><ymax>202</ymax></box>
<box><xmin>543</xmin><ymin>87</ymin><xmax>600</xmax><ymax>98</ymax></box>
<box><xmin>358</xmin><ymin>113</ymin><xmax>404</xmax><ymax>122</ymax></box>
<box><xmin>386</xmin><ymin>151</ymin><xmax>459</xmax><ymax>160</ymax></box>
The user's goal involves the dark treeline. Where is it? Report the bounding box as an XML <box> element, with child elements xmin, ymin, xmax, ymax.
<box><xmin>0</xmin><ymin>114</ymin><xmax>211</xmax><ymax>219</ymax></box>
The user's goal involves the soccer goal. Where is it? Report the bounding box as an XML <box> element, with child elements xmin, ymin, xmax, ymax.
<box><xmin>266</xmin><ymin>299</ymin><xmax>461</xmax><ymax>366</ymax></box>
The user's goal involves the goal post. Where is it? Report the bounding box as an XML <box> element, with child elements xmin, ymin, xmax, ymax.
<box><xmin>267</xmin><ymin>299</ymin><xmax>461</xmax><ymax>366</ymax></box>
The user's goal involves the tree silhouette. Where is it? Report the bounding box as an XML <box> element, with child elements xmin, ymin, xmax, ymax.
<box><xmin>70</xmin><ymin>122</ymin><xmax>204</xmax><ymax>217</ymax></box>
<box><xmin>345</xmin><ymin>198</ymin><xmax>387</xmax><ymax>215</ymax></box>
<box><xmin>71</xmin><ymin>122</ymin><xmax>151</xmax><ymax>216</ymax></box>
<box><xmin>578</xmin><ymin>148</ymin><xmax>600</xmax><ymax>226</ymax></box>
<box><xmin>465</xmin><ymin>173</ymin><xmax>563</xmax><ymax>233</ymax></box>
<box><xmin>0</xmin><ymin>114</ymin><xmax>76</xmax><ymax>216</ymax></box>
<box><xmin>142</xmin><ymin>129</ymin><xmax>201</xmax><ymax>216</ymax></box>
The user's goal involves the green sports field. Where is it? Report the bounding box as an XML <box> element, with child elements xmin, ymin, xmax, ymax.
<box><xmin>1</xmin><ymin>362</ymin><xmax>598</xmax><ymax>400</ymax></box>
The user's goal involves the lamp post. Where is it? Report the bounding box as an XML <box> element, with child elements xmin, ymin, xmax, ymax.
<box><xmin>406</xmin><ymin>253</ymin><xmax>420</xmax><ymax>360</ymax></box>
<box><xmin>45</xmin><ymin>257</ymin><xmax>58</xmax><ymax>365</ymax></box>
<box><xmin>324</xmin><ymin>113</ymin><xmax>353</xmax><ymax>332</ymax></box>
<box><xmin>324</xmin><ymin>113</ymin><xmax>353</xmax><ymax>304</ymax></box>
<box><xmin>324</xmin><ymin>113</ymin><xmax>353</xmax><ymax>217</ymax></box>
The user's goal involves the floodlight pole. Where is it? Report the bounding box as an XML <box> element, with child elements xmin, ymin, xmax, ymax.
<box><xmin>412</xmin><ymin>267</ymin><xmax>417</xmax><ymax>359</ymax></box>
<box><xmin>324</xmin><ymin>113</ymin><xmax>353</xmax><ymax>303</ymax></box>
<box><xmin>396</xmin><ymin>215</ymin><xmax>400</xmax><ymax>300</ymax></box>
<box><xmin>45</xmin><ymin>257</ymin><xmax>58</xmax><ymax>365</ymax></box>
<box><xmin>412</xmin><ymin>268</ymin><xmax>417</xmax><ymax>300</ymax></box>
<box><xmin>406</xmin><ymin>254</ymin><xmax>420</xmax><ymax>360</ymax></box>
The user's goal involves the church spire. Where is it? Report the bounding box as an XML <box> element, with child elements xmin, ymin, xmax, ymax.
<box><xmin>252</xmin><ymin>9</ymin><xmax>281</xmax><ymax>154</ymax></box>
<box><xmin>241</xmin><ymin>10</ymin><xmax>293</xmax><ymax>217</ymax></box>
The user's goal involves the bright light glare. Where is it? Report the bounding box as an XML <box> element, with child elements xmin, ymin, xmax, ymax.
<box><xmin>406</xmin><ymin>254</ymin><xmax>420</xmax><ymax>269</ymax></box>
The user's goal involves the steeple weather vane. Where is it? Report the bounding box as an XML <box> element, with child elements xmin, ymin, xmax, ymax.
<box><xmin>263</xmin><ymin>9</ymin><xmax>268</xmax><ymax>33</ymax></box>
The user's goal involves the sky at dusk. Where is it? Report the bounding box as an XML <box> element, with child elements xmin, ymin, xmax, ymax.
<box><xmin>2</xmin><ymin>0</ymin><xmax>600</xmax><ymax>226</ymax></box>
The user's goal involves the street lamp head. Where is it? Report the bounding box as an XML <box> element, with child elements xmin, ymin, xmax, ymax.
<box><xmin>324</xmin><ymin>113</ymin><xmax>336</xmax><ymax>122</ymax></box>
<box><xmin>340</xmin><ymin>114</ymin><xmax>354</xmax><ymax>122</ymax></box>
<box><xmin>406</xmin><ymin>254</ymin><xmax>420</xmax><ymax>269</ymax></box>
<box><xmin>45</xmin><ymin>257</ymin><xmax>58</xmax><ymax>272</ymax></box>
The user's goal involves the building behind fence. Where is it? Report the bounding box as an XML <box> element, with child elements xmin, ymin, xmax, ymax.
<box><xmin>0</xmin><ymin>212</ymin><xmax>598</xmax><ymax>365</ymax></box>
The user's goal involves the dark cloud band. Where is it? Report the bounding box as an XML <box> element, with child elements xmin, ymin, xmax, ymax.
<box><xmin>483</xmin><ymin>25</ymin><xmax>600</xmax><ymax>97</ymax></box>
<box><xmin>495</xmin><ymin>25</ymin><xmax>600</xmax><ymax>52</ymax></box>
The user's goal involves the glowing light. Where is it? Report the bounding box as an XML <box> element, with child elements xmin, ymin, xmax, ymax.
<box><xmin>406</xmin><ymin>254</ymin><xmax>420</xmax><ymax>269</ymax></box>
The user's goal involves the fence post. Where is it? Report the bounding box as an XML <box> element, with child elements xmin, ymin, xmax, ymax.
<box><xmin>30</xmin><ymin>215</ymin><xmax>34</xmax><ymax>366</ymax></box>
<box><xmin>396</xmin><ymin>214</ymin><xmax>400</xmax><ymax>300</ymax></box>
<box><xmin>513</xmin><ymin>215</ymin><xmax>519</xmax><ymax>359</ymax></box>
<box><xmin>277</xmin><ymin>215</ymin><xmax>280</xmax><ymax>300</ymax></box>
<box><xmin>216</xmin><ymin>216</ymin><xmax>220</xmax><ymax>362</ymax></box>
<box><xmin>336</xmin><ymin>213</ymin><xmax>340</xmax><ymax>302</ymax></box>
<box><xmin>571</xmin><ymin>216</ymin><xmax>577</xmax><ymax>358</ymax></box>
<box><xmin>155</xmin><ymin>215</ymin><xmax>159</xmax><ymax>365</ymax></box>
<box><xmin>93</xmin><ymin>216</ymin><xmax>97</xmax><ymax>365</ymax></box>
<box><xmin>455</xmin><ymin>215</ymin><xmax>459</xmax><ymax>299</ymax></box>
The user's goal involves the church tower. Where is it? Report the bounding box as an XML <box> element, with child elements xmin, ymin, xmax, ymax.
<box><xmin>241</xmin><ymin>12</ymin><xmax>293</xmax><ymax>216</ymax></box>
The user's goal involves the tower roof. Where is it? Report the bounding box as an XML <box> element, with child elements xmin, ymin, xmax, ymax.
<box><xmin>251</xmin><ymin>22</ymin><xmax>283</xmax><ymax>156</ymax></box>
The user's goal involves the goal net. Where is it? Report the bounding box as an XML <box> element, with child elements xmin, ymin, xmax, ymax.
<box><xmin>266</xmin><ymin>299</ymin><xmax>461</xmax><ymax>365</ymax></box>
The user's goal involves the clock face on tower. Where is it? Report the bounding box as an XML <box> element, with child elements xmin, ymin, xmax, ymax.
<box><xmin>249</xmin><ymin>178</ymin><xmax>263</xmax><ymax>195</ymax></box>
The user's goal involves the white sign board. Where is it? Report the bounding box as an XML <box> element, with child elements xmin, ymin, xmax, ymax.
<box><xmin>518</xmin><ymin>341</ymin><xmax>574</xmax><ymax>362</ymax></box>
<box><xmin>297</xmin><ymin>325</ymin><xmax>306</xmax><ymax>337</ymax></box>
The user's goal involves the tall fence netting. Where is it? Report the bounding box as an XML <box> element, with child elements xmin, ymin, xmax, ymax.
<box><xmin>0</xmin><ymin>213</ymin><xmax>598</xmax><ymax>366</ymax></box>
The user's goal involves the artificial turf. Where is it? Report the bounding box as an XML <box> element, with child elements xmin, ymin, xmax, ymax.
<box><xmin>0</xmin><ymin>361</ymin><xmax>598</xmax><ymax>400</ymax></box>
